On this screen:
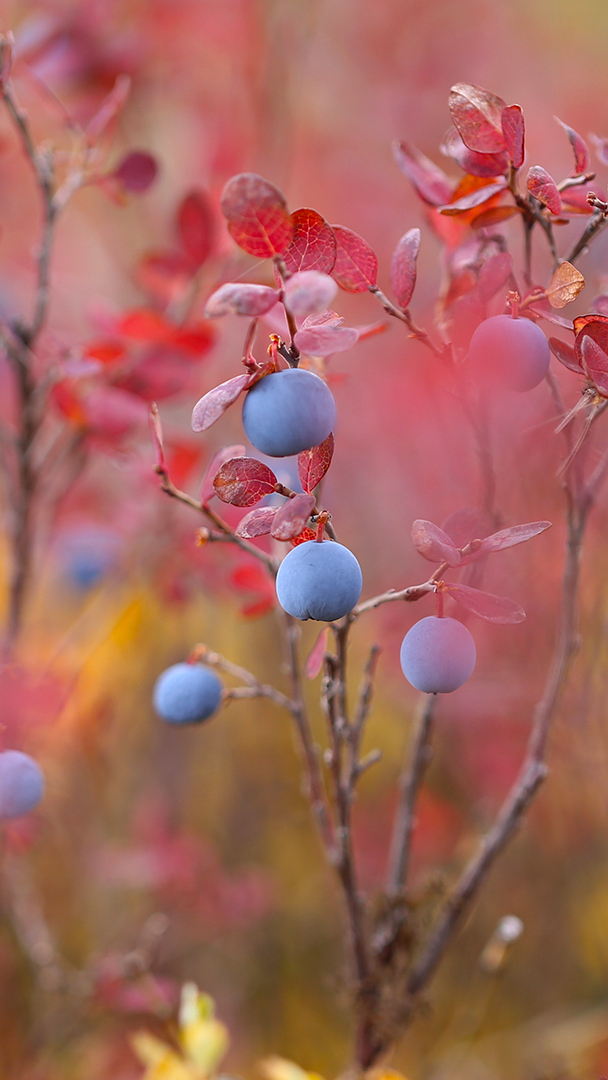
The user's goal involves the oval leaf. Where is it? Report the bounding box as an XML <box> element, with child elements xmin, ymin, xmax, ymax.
<box><xmin>331</xmin><ymin>225</ymin><xmax>378</xmax><ymax>292</ymax></box>
<box><xmin>446</xmin><ymin>583</ymin><xmax>525</xmax><ymax>624</ymax></box>
<box><xmin>555</xmin><ymin>117</ymin><xmax>590</xmax><ymax>175</ymax></box>
<box><xmin>221</xmin><ymin>173</ymin><xmax>293</xmax><ymax>258</ymax></box>
<box><xmin>390</xmin><ymin>228</ymin><xmax>421</xmax><ymax>309</ymax></box>
<box><xmin>392</xmin><ymin>139</ymin><xmax>453</xmax><ymax>206</ymax></box>
<box><xmin>449</xmin><ymin>82</ymin><xmax>507</xmax><ymax>153</ymax></box>
<box><xmin>481</xmin><ymin>520</ymin><xmax>552</xmax><ymax>553</ymax></box>
<box><xmin>546</xmin><ymin>261</ymin><xmax>585</xmax><ymax>309</ymax></box>
<box><xmin>440</xmin><ymin>126</ymin><xmax>509</xmax><ymax>178</ymax></box>
<box><xmin>283</xmin><ymin>209</ymin><xmax>337</xmax><ymax>274</ymax></box>
<box><xmin>549</xmin><ymin>336</ymin><xmax>581</xmax><ymax>373</ymax></box>
<box><xmin>305</xmin><ymin>626</ymin><xmax>330</xmax><ymax>679</ymax></box>
<box><xmin>442</xmin><ymin>507</ymin><xmax>493</xmax><ymax>548</ymax></box>
<box><xmin>114</xmin><ymin>150</ymin><xmax>158</xmax><ymax>192</ymax></box>
<box><xmin>271</xmin><ymin>492</ymin><xmax>316</xmax><ymax>541</ymax></box>
<box><xmin>200</xmin><ymin>444</ymin><xmax>246</xmax><ymax>502</ymax></box>
<box><xmin>411</xmin><ymin>520</ymin><xmax>461</xmax><ymax>567</ymax></box>
<box><xmin>235</xmin><ymin>506</ymin><xmax>278</xmax><ymax>538</ymax></box>
<box><xmin>472</xmin><ymin>205</ymin><xmax>521</xmax><ymax>229</ymax></box>
<box><xmin>213</xmin><ymin>458</ymin><xmax>278</xmax><ymax>507</ymax></box>
<box><xmin>283</xmin><ymin>271</ymin><xmax>337</xmax><ymax>318</ymax></box>
<box><xmin>478</xmin><ymin>252</ymin><xmax>513</xmax><ymax>303</ymax></box>
<box><xmin>205</xmin><ymin>282</ymin><xmax>279</xmax><ymax>318</ymax></box>
<box><xmin>178</xmin><ymin>191</ymin><xmax>216</xmax><ymax>266</ymax></box>
<box><xmin>581</xmin><ymin>334</ymin><xmax>608</xmax><ymax>397</ymax></box>
<box><xmin>439</xmin><ymin>179</ymin><xmax>506</xmax><ymax>215</ymax></box>
<box><xmin>191</xmin><ymin>374</ymin><xmax>251</xmax><ymax>432</ymax></box>
<box><xmin>527</xmin><ymin>166</ymin><xmax>562</xmax><ymax>214</ymax></box>
<box><xmin>294</xmin><ymin>322</ymin><xmax>359</xmax><ymax>356</ymax></box>
<box><xmin>501</xmin><ymin>104</ymin><xmax>525</xmax><ymax>168</ymax></box>
<box><xmin>298</xmin><ymin>433</ymin><xmax>335</xmax><ymax>493</ymax></box>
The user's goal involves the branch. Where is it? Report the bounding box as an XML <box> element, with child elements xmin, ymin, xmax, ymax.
<box><xmin>190</xmin><ymin>643</ymin><xmax>294</xmax><ymax>712</ymax></box>
<box><xmin>386</xmin><ymin>692</ymin><xmax>437</xmax><ymax>896</ymax></box>
<box><xmin>368</xmin><ymin>285</ymin><xmax>445</xmax><ymax>357</ymax></box>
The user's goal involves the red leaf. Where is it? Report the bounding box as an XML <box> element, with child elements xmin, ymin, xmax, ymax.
<box><xmin>481</xmin><ymin>520</ymin><xmax>552</xmax><ymax>553</ymax></box>
<box><xmin>449</xmin><ymin>83</ymin><xmax>507</xmax><ymax>153</ymax></box>
<box><xmin>298</xmin><ymin>433</ymin><xmax>335</xmax><ymax>492</ymax></box>
<box><xmin>294</xmin><ymin>321</ymin><xmax>358</xmax><ymax>356</ymax></box>
<box><xmin>555</xmin><ymin>117</ymin><xmax>590</xmax><ymax>175</ymax></box>
<box><xmin>200</xmin><ymin>444</ymin><xmax>246</xmax><ymax>502</ymax></box>
<box><xmin>439</xmin><ymin>179</ymin><xmax>506</xmax><ymax>215</ymax></box>
<box><xmin>114</xmin><ymin>150</ymin><xmax>158</xmax><ymax>192</ymax></box>
<box><xmin>213</xmin><ymin>458</ymin><xmax>278</xmax><ymax>507</ymax></box>
<box><xmin>411</xmin><ymin>520</ymin><xmax>461</xmax><ymax>567</ymax></box>
<box><xmin>392</xmin><ymin>140</ymin><xmax>454</xmax><ymax>206</ymax></box>
<box><xmin>271</xmin><ymin>493</ymin><xmax>316</xmax><ymax>541</ymax></box>
<box><xmin>177</xmin><ymin>191</ymin><xmax>216</xmax><ymax>266</ymax></box>
<box><xmin>235</xmin><ymin>506</ymin><xmax>278</xmax><ymax>538</ymax></box>
<box><xmin>527</xmin><ymin>166</ymin><xmax>562</xmax><ymax>214</ymax></box>
<box><xmin>305</xmin><ymin>627</ymin><xmax>329</xmax><ymax>679</ymax></box>
<box><xmin>390</xmin><ymin>228</ymin><xmax>421</xmax><ymax>309</ymax></box>
<box><xmin>205</xmin><ymin>282</ymin><xmax>279</xmax><ymax>317</ymax></box>
<box><xmin>170</xmin><ymin>323</ymin><xmax>216</xmax><ymax>357</ymax></box>
<box><xmin>590</xmin><ymin>133</ymin><xmax>608</xmax><ymax>167</ymax></box>
<box><xmin>549</xmin><ymin>337</ymin><xmax>581</xmax><ymax>373</ymax></box>
<box><xmin>283</xmin><ymin>209</ymin><xmax>337</xmax><ymax>274</ymax></box>
<box><xmin>478</xmin><ymin>252</ymin><xmax>513</xmax><ymax>303</ymax></box>
<box><xmin>291</xmin><ymin>527</ymin><xmax>316</xmax><ymax>546</ymax></box>
<box><xmin>191</xmin><ymin>374</ymin><xmax>251</xmax><ymax>432</ymax></box>
<box><xmin>442</xmin><ymin>507</ymin><xmax>493</xmax><ymax>548</ymax></box>
<box><xmin>135</xmin><ymin>251</ymin><xmax>193</xmax><ymax>303</ymax></box>
<box><xmin>574</xmin><ymin>315</ymin><xmax>608</xmax><ymax>372</ymax></box>
<box><xmin>581</xmin><ymin>334</ymin><xmax>608</xmax><ymax>397</ymax></box>
<box><xmin>331</xmin><ymin>225</ymin><xmax>378</xmax><ymax>292</ymax></box>
<box><xmin>283</xmin><ymin>271</ymin><xmax>337</xmax><ymax>318</ymax></box>
<box><xmin>445</xmin><ymin>583</ymin><xmax>525</xmax><ymax>624</ymax></box>
<box><xmin>440</xmin><ymin>127</ymin><xmax>509</xmax><ymax>178</ymax></box>
<box><xmin>221</xmin><ymin>173</ymin><xmax>293</xmax><ymax>258</ymax></box>
<box><xmin>501</xmin><ymin>105</ymin><xmax>525</xmax><ymax>168</ymax></box>
<box><xmin>118</xmin><ymin>309</ymin><xmax>173</xmax><ymax>342</ymax></box>
<box><xmin>471</xmin><ymin>205</ymin><xmax>521</xmax><ymax>229</ymax></box>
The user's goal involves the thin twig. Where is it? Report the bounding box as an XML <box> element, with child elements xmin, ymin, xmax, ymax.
<box><xmin>191</xmin><ymin>644</ymin><xmax>294</xmax><ymax>712</ymax></box>
<box><xmin>386</xmin><ymin>693</ymin><xmax>437</xmax><ymax>896</ymax></box>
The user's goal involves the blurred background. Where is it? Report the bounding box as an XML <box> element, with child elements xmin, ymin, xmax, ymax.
<box><xmin>2</xmin><ymin>0</ymin><xmax>608</xmax><ymax>1077</ymax></box>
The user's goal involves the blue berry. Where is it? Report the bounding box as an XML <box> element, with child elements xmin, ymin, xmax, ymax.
<box><xmin>0</xmin><ymin>750</ymin><xmax>45</xmax><ymax>819</ymax></box>
<box><xmin>153</xmin><ymin>663</ymin><xmax>223</xmax><ymax>724</ymax></box>
<box><xmin>468</xmin><ymin>315</ymin><xmax>550</xmax><ymax>392</ymax></box>
<box><xmin>242</xmin><ymin>369</ymin><xmax>336</xmax><ymax>457</ymax></box>
<box><xmin>276</xmin><ymin>540</ymin><xmax>363</xmax><ymax>621</ymax></box>
<box><xmin>400</xmin><ymin>616</ymin><xmax>476</xmax><ymax>694</ymax></box>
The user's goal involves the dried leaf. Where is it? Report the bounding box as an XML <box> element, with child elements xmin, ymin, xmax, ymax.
<box><xmin>440</xmin><ymin>126</ymin><xmax>509</xmax><ymax>178</ymax></box>
<box><xmin>555</xmin><ymin>117</ymin><xmax>590</xmax><ymax>175</ymax></box>
<box><xmin>305</xmin><ymin>627</ymin><xmax>329</xmax><ymax>679</ymax></box>
<box><xmin>177</xmin><ymin>191</ymin><xmax>216</xmax><ymax>266</ymax></box>
<box><xmin>298</xmin><ymin>433</ymin><xmax>335</xmax><ymax>493</ymax></box>
<box><xmin>446</xmin><ymin>583</ymin><xmax>526</xmax><ymax>624</ymax></box>
<box><xmin>439</xmin><ymin>179</ymin><xmax>506</xmax><ymax>215</ymax></box>
<box><xmin>205</xmin><ymin>282</ymin><xmax>279</xmax><ymax>318</ymax></box>
<box><xmin>294</xmin><ymin>322</ymin><xmax>358</xmax><ymax>356</ymax></box>
<box><xmin>331</xmin><ymin>225</ymin><xmax>378</xmax><ymax>292</ymax></box>
<box><xmin>114</xmin><ymin>150</ymin><xmax>158</xmax><ymax>192</ymax></box>
<box><xmin>191</xmin><ymin>374</ymin><xmax>251</xmax><ymax>432</ymax></box>
<box><xmin>471</xmin><ymin>205</ymin><xmax>521</xmax><ymax>228</ymax></box>
<box><xmin>283</xmin><ymin>271</ymin><xmax>338</xmax><ymax>318</ymax></box>
<box><xmin>546</xmin><ymin>261</ymin><xmax>585</xmax><ymax>309</ymax></box>
<box><xmin>221</xmin><ymin>173</ymin><xmax>293</xmax><ymax>258</ymax></box>
<box><xmin>478</xmin><ymin>252</ymin><xmax>513</xmax><ymax>303</ymax></box>
<box><xmin>449</xmin><ymin>82</ymin><xmax>507</xmax><ymax>153</ymax></box>
<box><xmin>200</xmin><ymin>445</ymin><xmax>246</xmax><ymax>502</ymax></box>
<box><xmin>235</xmin><ymin>506</ymin><xmax>278</xmax><ymax>538</ymax></box>
<box><xmin>527</xmin><ymin>166</ymin><xmax>562</xmax><ymax>214</ymax></box>
<box><xmin>213</xmin><ymin>458</ymin><xmax>278</xmax><ymax>507</ymax></box>
<box><xmin>390</xmin><ymin>228</ymin><xmax>421</xmax><ymax>309</ymax></box>
<box><xmin>271</xmin><ymin>493</ymin><xmax>316</xmax><ymax>540</ymax></box>
<box><xmin>392</xmin><ymin>139</ymin><xmax>454</xmax><ymax>206</ymax></box>
<box><xmin>549</xmin><ymin>337</ymin><xmax>581</xmax><ymax>373</ymax></box>
<box><xmin>501</xmin><ymin>104</ymin><xmax>525</xmax><ymax>168</ymax></box>
<box><xmin>481</xmin><ymin>520</ymin><xmax>552</xmax><ymax>553</ymax></box>
<box><xmin>581</xmin><ymin>334</ymin><xmax>608</xmax><ymax>397</ymax></box>
<box><xmin>283</xmin><ymin>209</ymin><xmax>337</xmax><ymax>274</ymax></box>
<box><xmin>411</xmin><ymin>520</ymin><xmax>461</xmax><ymax>567</ymax></box>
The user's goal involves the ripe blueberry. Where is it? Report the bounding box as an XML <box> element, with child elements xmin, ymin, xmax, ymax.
<box><xmin>400</xmin><ymin>616</ymin><xmax>476</xmax><ymax>693</ymax></box>
<box><xmin>276</xmin><ymin>540</ymin><xmax>363</xmax><ymax>621</ymax></box>
<box><xmin>153</xmin><ymin>662</ymin><xmax>223</xmax><ymax>724</ymax></box>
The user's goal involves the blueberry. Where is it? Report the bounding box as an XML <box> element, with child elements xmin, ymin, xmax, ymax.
<box><xmin>0</xmin><ymin>750</ymin><xmax>45</xmax><ymax>819</ymax></box>
<box><xmin>242</xmin><ymin>369</ymin><xmax>336</xmax><ymax>457</ymax></box>
<box><xmin>276</xmin><ymin>540</ymin><xmax>363</xmax><ymax>621</ymax></box>
<box><xmin>153</xmin><ymin>663</ymin><xmax>223</xmax><ymax>724</ymax></box>
<box><xmin>400</xmin><ymin>616</ymin><xmax>476</xmax><ymax>694</ymax></box>
<box><xmin>468</xmin><ymin>314</ymin><xmax>550</xmax><ymax>392</ymax></box>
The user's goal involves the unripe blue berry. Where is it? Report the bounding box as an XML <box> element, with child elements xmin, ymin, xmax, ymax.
<box><xmin>276</xmin><ymin>539</ymin><xmax>363</xmax><ymax>621</ymax></box>
<box><xmin>153</xmin><ymin>662</ymin><xmax>223</xmax><ymax>724</ymax></box>
<box><xmin>0</xmin><ymin>750</ymin><xmax>45</xmax><ymax>819</ymax></box>
<box><xmin>400</xmin><ymin>616</ymin><xmax>476</xmax><ymax>694</ymax></box>
<box><xmin>468</xmin><ymin>314</ymin><xmax>550</xmax><ymax>392</ymax></box>
<box><xmin>242</xmin><ymin>368</ymin><xmax>336</xmax><ymax>457</ymax></box>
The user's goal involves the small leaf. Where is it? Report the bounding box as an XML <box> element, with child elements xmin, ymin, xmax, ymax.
<box><xmin>481</xmin><ymin>520</ymin><xmax>552</xmax><ymax>553</ymax></box>
<box><xmin>114</xmin><ymin>150</ymin><xmax>158</xmax><ymax>192</ymax></box>
<box><xmin>294</xmin><ymin>321</ymin><xmax>358</xmax><ymax>356</ymax></box>
<box><xmin>221</xmin><ymin>173</ymin><xmax>293</xmax><ymax>258</ymax></box>
<box><xmin>555</xmin><ymin>117</ymin><xmax>590</xmax><ymax>175</ymax></box>
<box><xmin>501</xmin><ymin>104</ymin><xmax>525</xmax><ymax>168</ymax></box>
<box><xmin>305</xmin><ymin>627</ymin><xmax>329</xmax><ymax>679</ymax></box>
<box><xmin>527</xmin><ymin>166</ymin><xmax>562</xmax><ymax>214</ymax></box>
<box><xmin>205</xmin><ymin>282</ymin><xmax>279</xmax><ymax>317</ymax></box>
<box><xmin>213</xmin><ymin>458</ymin><xmax>278</xmax><ymax>507</ymax></box>
<box><xmin>271</xmin><ymin>493</ymin><xmax>316</xmax><ymax>540</ymax></box>
<box><xmin>549</xmin><ymin>337</ymin><xmax>581</xmax><ymax>373</ymax></box>
<box><xmin>118</xmin><ymin>309</ymin><xmax>172</xmax><ymax>342</ymax></box>
<box><xmin>442</xmin><ymin>507</ymin><xmax>492</xmax><ymax>548</ymax></box>
<box><xmin>445</xmin><ymin>583</ymin><xmax>525</xmax><ymax>624</ymax></box>
<box><xmin>546</xmin><ymin>261</ymin><xmax>585</xmax><ymax>309</ymax></box>
<box><xmin>478</xmin><ymin>252</ymin><xmax>513</xmax><ymax>303</ymax></box>
<box><xmin>390</xmin><ymin>228</ymin><xmax>421</xmax><ymax>309</ymax></box>
<box><xmin>177</xmin><ymin>191</ymin><xmax>216</xmax><ymax>266</ymax></box>
<box><xmin>581</xmin><ymin>334</ymin><xmax>608</xmax><ymax>397</ymax></box>
<box><xmin>439</xmin><ymin>179</ymin><xmax>506</xmax><ymax>215</ymax></box>
<box><xmin>200</xmin><ymin>444</ymin><xmax>246</xmax><ymax>502</ymax></box>
<box><xmin>331</xmin><ymin>225</ymin><xmax>378</xmax><ymax>292</ymax></box>
<box><xmin>471</xmin><ymin>205</ymin><xmax>521</xmax><ymax>228</ymax></box>
<box><xmin>283</xmin><ymin>271</ymin><xmax>337</xmax><ymax>318</ymax></box>
<box><xmin>449</xmin><ymin>83</ymin><xmax>507</xmax><ymax>153</ymax></box>
<box><xmin>283</xmin><ymin>209</ymin><xmax>337</xmax><ymax>274</ymax></box>
<box><xmin>440</xmin><ymin>126</ymin><xmax>509</xmax><ymax>177</ymax></box>
<box><xmin>191</xmin><ymin>374</ymin><xmax>251</xmax><ymax>432</ymax></box>
<box><xmin>411</xmin><ymin>520</ymin><xmax>461</xmax><ymax>567</ymax></box>
<box><xmin>236</xmin><ymin>506</ymin><xmax>278</xmax><ymax>538</ymax></box>
<box><xmin>298</xmin><ymin>433</ymin><xmax>335</xmax><ymax>492</ymax></box>
<box><xmin>392</xmin><ymin>139</ymin><xmax>454</xmax><ymax>206</ymax></box>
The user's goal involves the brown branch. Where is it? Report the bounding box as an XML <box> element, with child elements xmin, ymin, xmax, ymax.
<box><xmin>386</xmin><ymin>692</ymin><xmax>437</xmax><ymax>896</ymax></box>
<box><xmin>190</xmin><ymin>643</ymin><xmax>294</xmax><ymax>712</ymax></box>
<box><xmin>369</xmin><ymin>285</ymin><xmax>444</xmax><ymax>357</ymax></box>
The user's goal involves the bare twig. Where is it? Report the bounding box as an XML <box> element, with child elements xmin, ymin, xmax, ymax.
<box><xmin>369</xmin><ymin>285</ymin><xmax>444</xmax><ymax>357</ymax></box>
<box><xmin>387</xmin><ymin>693</ymin><xmax>437</xmax><ymax>896</ymax></box>
<box><xmin>190</xmin><ymin>643</ymin><xmax>294</xmax><ymax>712</ymax></box>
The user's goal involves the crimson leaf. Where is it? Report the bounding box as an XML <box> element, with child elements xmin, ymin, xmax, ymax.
<box><xmin>271</xmin><ymin>493</ymin><xmax>316</xmax><ymax>541</ymax></box>
<box><xmin>283</xmin><ymin>209</ymin><xmax>337</xmax><ymax>274</ymax></box>
<box><xmin>213</xmin><ymin>458</ymin><xmax>278</xmax><ymax>507</ymax></box>
<box><xmin>390</xmin><ymin>228</ymin><xmax>421</xmax><ymax>309</ymax></box>
<box><xmin>449</xmin><ymin>83</ymin><xmax>507</xmax><ymax>153</ymax></box>
<box><xmin>298</xmin><ymin>433</ymin><xmax>335</xmax><ymax>493</ymax></box>
<box><xmin>191</xmin><ymin>374</ymin><xmax>251</xmax><ymax>432</ymax></box>
<box><xmin>221</xmin><ymin>173</ymin><xmax>293</xmax><ymax>258</ymax></box>
<box><xmin>235</xmin><ymin>506</ymin><xmax>278</xmax><ymax>538</ymax></box>
<box><xmin>331</xmin><ymin>225</ymin><xmax>378</xmax><ymax>292</ymax></box>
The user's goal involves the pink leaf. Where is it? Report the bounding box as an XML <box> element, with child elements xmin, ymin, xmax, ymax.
<box><xmin>446</xmin><ymin>583</ymin><xmax>526</xmax><ymax>624</ymax></box>
<box><xmin>213</xmin><ymin>458</ymin><xmax>278</xmax><ymax>507</ymax></box>
<box><xmin>581</xmin><ymin>334</ymin><xmax>608</xmax><ymax>397</ymax></box>
<box><xmin>283</xmin><ymin>209</ymin><xmax>337</xmax><ymax>274</ymax></box>
<box><xmin>200</xmin><ymin>445</ymin><xmax>246</xmax><ymax>503</ymax></box>
<box><xmin>555</xmin><ymin>117</ymin><xmax>590</xmax><ymax>175</ymax></box>
<box><xmin>549</xmin><ymin>337</ymin><xmax>581</xmax><ymax>373</ymax></box>
<box><xmin>591</xmin><ymin>295</ymin><xmax>608</xmax><ymax>316</ymax></box>
<box><xmin>439</xmin><ymin>179</ymin><xmax>506</xmax><ymax>215</ymax></box>
<box><xmin>298</xmin><ymin>433</ymin><xmax>335</xmax><ymax>493</ymax></box>
<box><xmin>283</xmin><ymin>271</ymin><xmax>337</xmax><ymax>318</ymax></box>
<box><xmin>305</xmin><ymin>627</ymin><xmax>329</xmax><ymax>679</ymax></box>
<box><xmin>449</xmin><ymin>82</ymin><xmax>507</xmax><ymax>153</ymax></box>
<box><xmin>392</xmin><ymin>140</ymin><xmax>454</xmax><ymax>207</ymax></box>
<box><xmin>331</xmin><ymin>225</ymin><xmax>378</xmax><ymax>292</ymax></box>
<box><xmin>440</xmin><ymin>126</ymin><xmax>509</xmax><ymax>178</ymax></box>
<box><xmin>442</xmin><ymin>507</ymin><xmax>492</xmax><ymax>548</ymax></box>
<box><xmin>501</xmin><ymin>105</ymin><xmax>525</xmax><ymax>168</ymax></box>
<box><xmin>86</xmin><ymin>74</ymin><xmax>131</xmax><ymax>141</ymax></box>
<box><xmin>574</xmin><ymin>315</ymin><xmax>608</xmax><ymax>373</ymax></box>
<box><xmin>221</xmin><ymin>173</ymin><xmax>293</xmax><ymax>258</ymax></box>
<box><xmin>235</xmin><ymin>506</ymin><xmax>278</xmax><ymax>538</ymax></box>
<box><xmin>390</xmin><ymin>228</ymin><xmax>421</xmax><ymax>309</ymax></box>
<box><xmin>481</xmin><ymin>520</ymin><xmax>552</xmax><ymax>553</ymax></box>
<box><xmin>478</xmin><ymin>252</ymin><xmax>513</xmax><ymax>303</ymax></box>
<box><xmin>191</xmin><ymin>374</ymin><xmax>251</xmax><ymax>432</ymax></box>
<box><xmin>114</xmin><ymin>151</ymin><xmax>158</xmax><ymax>192</ymax></box>
<box><xmin>271</xmin><ymin>493</ymin><xmax>316</xmax><ymax>540</ymax></box>
<box><xmin>204</xmin><ymin>282</ymin><xmax>279</xmax><ymax>318</ymax></box>
<box><xmin>411</xmin><ymin>520</ymin><xmax>461</xmax><ymax>567</ymax></box>
<box><xmin>177</xmin><ymin>191</ymin><xmax>216</xmax><ymax>266</ymax></box>
<box><xmin>294</xmin><ymin>322</ymin><xmax>359</xmax><ymax>356</ymax></box>
<box><xmin>590</xmin><ymin>133</ymin><xmax>608</xmax><ymax>168</ymax></box>
<box><xmin>527</xmin><ymin>166</ymin><xmax>562</xmax><ymax>214</ymax></box>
